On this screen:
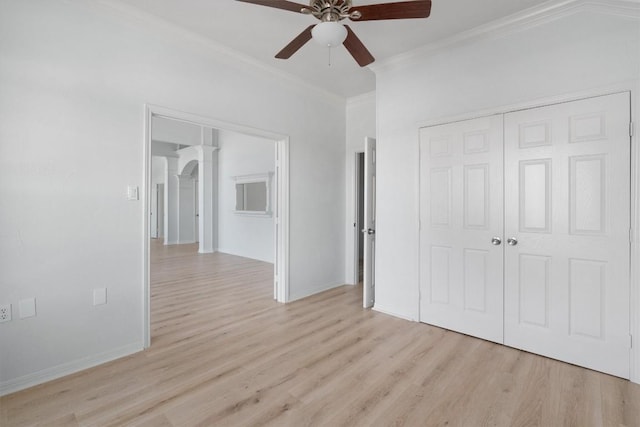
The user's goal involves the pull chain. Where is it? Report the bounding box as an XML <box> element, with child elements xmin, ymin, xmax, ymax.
<box><xmin>328</xmin><ymin>46</ymin><xmax>332</xmax><ymax>67</ymax></box>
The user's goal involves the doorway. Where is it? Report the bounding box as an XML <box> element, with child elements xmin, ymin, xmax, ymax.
<box><xmin>143</xmin><ymin>105</ymin><xmax>290</xmax><ymax>347</ymax></box>
<box><xmin>352</xmin><ymin>138</ymin><xmax>376</xmax><ymax>309</ymax></box>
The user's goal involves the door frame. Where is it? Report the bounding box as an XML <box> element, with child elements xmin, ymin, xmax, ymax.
<box><xmin>150</xmin><ymin>183</ymin><xmax>158</xmax><ymax>239</ymax></box>
<box><xmin>143</xmin><ymin>104</ymin><xmax>290</xmax><ymax>348</ymax></box>
<box><xmin>363</xmin><ymin>137</ymin><xmax>376</xmax><ymax>308</ymax></box>
<box><xmin>194</xmin><ymin>179</ymin><xmax>199</xmax><ymax>243</ymax></box>
<box><xmin>156</xmin><ymin>183</ymin><xmax>164</xmax><ymax>239</ymax></box>
<box><xmin>417</xmin><ymin>84</ymin><xmax>639</xmax><ymax>384</ymax></box>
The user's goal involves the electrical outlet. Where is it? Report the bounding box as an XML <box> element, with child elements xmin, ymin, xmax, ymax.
<box><xmin>0</xmin><ymin>304</ymin><xmax>12</xmax><ymax>323</ymax></box>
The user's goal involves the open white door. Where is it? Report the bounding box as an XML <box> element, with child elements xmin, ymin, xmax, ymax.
<box><xmin>363</xmin><ymin>137</ymin><xmax>376</xmax><ymax>308</ymax></box>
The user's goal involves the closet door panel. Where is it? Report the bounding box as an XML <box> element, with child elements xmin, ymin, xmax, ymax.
<box><xmin>419</xmin><ymin>115</ymin><xmax>504</xmax><ymax>343</ymax></box>
<box><xmin>503</xmin><ymin>92</ymin><xmax>631</xmax><ymax>379</ymax></box>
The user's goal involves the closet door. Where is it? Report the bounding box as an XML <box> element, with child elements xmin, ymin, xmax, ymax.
<box><xmin>503</xmin><ymin>92</ymin><xmax>631</xmax><ymax>378</ymax></box>
<box><xmin>419</xmin><ymin>115</ymin><xmax>504</xmax><ymax>343</ymax></box>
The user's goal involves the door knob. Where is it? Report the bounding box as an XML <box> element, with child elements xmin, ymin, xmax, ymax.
<box><xmin>507</xmin><ymin>237</ymin><xmax>518</xmax><ymax>246</ymax></box>
<box><xmin>491</xmin><ymin>237</ymin><xmax>502</xmax><ymax>246</ymax></box>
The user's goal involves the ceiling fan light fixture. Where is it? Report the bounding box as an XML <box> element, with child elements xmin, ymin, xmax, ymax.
<box><xmin>311</xmin><ymin>22</ymin><xmax>347</xmax><ymax>47</ymax></box>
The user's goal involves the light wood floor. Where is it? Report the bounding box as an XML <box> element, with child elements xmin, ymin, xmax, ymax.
<box><xmin>2</xmin><ymin>241</ymin><xmax>639</xmax><ymax>426</ymax></box>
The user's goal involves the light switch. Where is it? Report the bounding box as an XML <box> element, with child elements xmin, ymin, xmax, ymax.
<box><xmin>127</xmin><ymin>185</ymin><xmax>139</xmax><ymax>201</ymax></box>
<box><xmin>19</xmin><ymin>298</ymin><xmax>36</xmax><ymax>319</ymax></box>
<box><xmin>93</xmin><ymin>288</ymin><xmax>107</xmax><ymax>306</ymax></box>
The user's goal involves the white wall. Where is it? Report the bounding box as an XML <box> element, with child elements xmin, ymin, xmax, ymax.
<box><xmin>177</xmin><ymin>173</ymin><xmax>196</xmax><ymax>244</ymax></box>
<box><xmin>151</xmin><ymin>156</ymin><xmax>166</xmax><ymax>185</ymax></box>
<box><xmin>218</xmin><ymin>130</ymin><xmax>275</xmax><ymax>263</ymax></box>
<box><xmin>153</xmin><ymin>116</ymin><xmax>201</xmax><ymax>146</ymax></box>
<box><xmin>344</xmin><ymin>92</ymin><xmax>376</xmax><ymax>284</ymax></box>
<box><xmin>176</xmin><ymin>148</ymin><xmax>198</xmax><ymax>244</ymax></box>
<box><xmin>177</xmin><ymin>146</ymin><xmax>199</xmax><ymax>174</ymax></box>
<box><xmin>373</xmin><ymin>7</ymin><xmax>640</xmax><ymax>377</ymax></box>
<box><xmin>164</xmin><ymin>157</ymin><xmax>180</xmax><ymax>245</ymax></box>
<box><xmin>0</xmin><ymin>0</ymin><xmax>345</xmax><ymax>394</ymax></box>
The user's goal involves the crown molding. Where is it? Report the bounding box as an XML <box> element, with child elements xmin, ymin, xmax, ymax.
<box><xmin>371</xmin><ymin>0</ymin><xmax>640</xmax><ymax>74</ymax></box>
<box><xmin>90</xmin><ymin>0</ymin><xmax>346</xmax><ymax>106</ymax></box>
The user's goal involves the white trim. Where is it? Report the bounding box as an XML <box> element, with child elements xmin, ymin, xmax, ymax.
<box><xmin>415</xmin><ymin>126</ymin><xmax>423</xmax><ymax>323</ymax></box>
<box><xmin>373</xmin><ymin>305</ymin><xmax>418</xmax><ymax>323</ymax></box>
<box><xmin>416</xmin><ymin>82</ymin><xmax>638</xmax><ymax>129</ymax></box>
<box><xmin>93</xmin><ymin>0</ymin><xmax>345</xmax><ymax>106</ymax></box>
<box><xmin>0</xmin><ymin>343</ymin><xmax>142</xmax><ymax>397</ymax></box>
<box><xmin>232</xmin><ymin>172</ymin><xmax>274</xmax><ymax>217</ymax></box>
<box><xmin>143</xmin><ymin>105</ymin><xmax>152</xmax><ymax>348</ymax></box>
<box><xmin>147</xmin><ymin>105</ymin><xmax>288</xmax><ymax>141</ymax></box>
<box><xmin>143</xmin><ymin>104</ymin><xmax>291</xmax><ymax>346</ymax></box>
<box><xmin>216</xmin><ymin>248</ymin><xmax>273</xmax><ymax>264</ymax></box>
<box><xmin>288</xmin><ymin>281</ymin><xmax>345</xmax><ymax>302</ymax></box>
<box><xmin>629</xmin><ymin>84</ymin><xmax>640</xmax><ymax>384</ymax></box>
<box><xmin>232</xmin><ymin>211</ymin><xmax>273</xmax><ymax>218</ymax></box>
<box><xmin>275</xmin><ymin>139</ymin><xmax>290</xmax><ymax>303</ymax></box>
<box><xmin>414</xmin><ymin>86</ymin><xmax>640</xmax><ymax>384</ymax></box>
<box><xmin>371</xmin><ymin>0</ymin><xmax>640</xmax><ymax>74</ymax></box>
<box><xmin>232</xmin><ymin>172</ymin><xmax>273</xmax><ymax>183</ymax></box>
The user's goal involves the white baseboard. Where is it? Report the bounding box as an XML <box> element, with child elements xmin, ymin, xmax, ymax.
<box><xmin>373</xmin><ymin>305</ymin><xmax>418</xmax><ymax>322</ymax></box>
<box><xmin>288</xmin><ymin>281</ymin><xmax>345</xmax><ymax>302</ymax></box>
<box><xmin>216</xmin><ymin>248</ymin><xmax>273</xmax><ymax>264</ymax></box>
<box><xmin>0</xmin><ymin>342</ymin><xmax>143</xmax><ymax>397</ymax></box>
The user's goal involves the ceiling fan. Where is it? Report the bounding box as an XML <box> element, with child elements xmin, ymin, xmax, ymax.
<box><xmin>236</xmin><ymin>0</ymin><xmax>432</xmax><ymax>67</ymax></box>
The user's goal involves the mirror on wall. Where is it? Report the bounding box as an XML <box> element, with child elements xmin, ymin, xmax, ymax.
<box><xmin>233</xmin><ymin>172</ymin><xmax>273</xmax><ymax>216</ymax></box>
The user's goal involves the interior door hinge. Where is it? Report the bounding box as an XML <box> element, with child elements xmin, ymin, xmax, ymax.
<box><xmin>631</xmin><ymin>122</ymin><xmax>635</xmax><ymax>138</ymax></box>
<box><xmin>630</xmin><ymin>334</ymin><xmax>633</xmax><ymax>349</ymax></box>
<box><xmin>630</xmin><ymin>228</ymin><xmax>633</xmax><ymax>243</ymax></box>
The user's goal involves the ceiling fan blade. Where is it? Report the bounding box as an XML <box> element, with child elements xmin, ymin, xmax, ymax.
<box><xmin>343</xmin><ymin>25</ymin><xmax>375</xmax><ymax>67</ymax></box>
<box><xmin>351</xmin><ymin>0</ymin><xmax>431</xmax><ymax>21</ymax></box>
<box><xmin>275</xmin><ymin>25</ymin><xmax>315</xmax><ymax>59</ymax></box>
<box><xmin>235</xmin><ymin>0</ymin><xmax>308</xmax><ymax>14</ymax></box>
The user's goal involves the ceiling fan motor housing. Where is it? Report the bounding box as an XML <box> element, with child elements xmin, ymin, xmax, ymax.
<box><xmin>302</xmin><ymin>0</ymin><xmax>361</xmax><ymax>22</ymax></box>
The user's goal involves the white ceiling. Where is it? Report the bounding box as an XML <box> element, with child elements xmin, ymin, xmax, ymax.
<box><xmin>108</xmin><ymin>0</ymin><xmax>553</xmax><ymax>98</ymax></box>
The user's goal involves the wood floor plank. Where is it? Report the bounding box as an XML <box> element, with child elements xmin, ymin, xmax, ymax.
<box><xmin>1</xmin><ymin>240</ymin><xmax>639</xmax><ymax>426</ymax></box>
